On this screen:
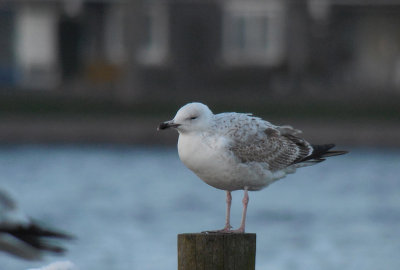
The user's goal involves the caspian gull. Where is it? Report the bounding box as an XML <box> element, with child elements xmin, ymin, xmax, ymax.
<box><xmin>158</xmin><ymin>102</ymin><xmax>347</xmax><ymax>233</ymax></box>
<box><xmin>0</xmin><ymin>189</ymin><xmax>73</xmax><ymax>260</ymax></box>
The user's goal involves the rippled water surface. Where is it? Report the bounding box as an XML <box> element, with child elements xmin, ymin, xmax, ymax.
<box><xmin>0</xmin><ymin>145</ymin><xmax>399</xmax><ymax>270</ymax></box>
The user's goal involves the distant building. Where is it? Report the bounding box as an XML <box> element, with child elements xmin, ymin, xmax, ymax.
<box><xmin>325</xmin><ymin>1</ymin><xmax>400</xmax><ymax>92</ymax></box>
<box><xmin>0</xmin><ymin>0</ymin><xmax>400</xmax><ymax>98</ymax></box>
<box><xmin>0</xmin><ymin>0</ymin><xmax>126</xmax><ymax>90</ymax></box>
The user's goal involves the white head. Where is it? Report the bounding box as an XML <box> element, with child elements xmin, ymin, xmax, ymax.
<box><xmin>158</xmin><ymin>102</ymin><xmax>213</xmax><ymax>133</ymax></box>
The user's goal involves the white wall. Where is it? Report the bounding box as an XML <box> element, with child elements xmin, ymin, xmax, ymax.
<box><xmin>15</xmin><ymin>3</ymin><xmax>60</xmax><ymax>89</ymax></box>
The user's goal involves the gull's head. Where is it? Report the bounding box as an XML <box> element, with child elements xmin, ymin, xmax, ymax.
<box><xmin>158</xmin><ymin>102</ymin><xmax>213</xmax><ymax>133</ymax></box>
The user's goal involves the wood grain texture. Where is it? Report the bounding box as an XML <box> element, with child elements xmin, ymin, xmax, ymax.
<box><xmin>178</xmin><ymin>233</ymin><xmax>256</xmax><ymax>270</ymax></box>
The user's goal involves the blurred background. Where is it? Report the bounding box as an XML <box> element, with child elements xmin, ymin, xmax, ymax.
<box><xmin>0</xmin><ymin>0</ymin><xmax>399</xmax><ymax>269</ymax></box>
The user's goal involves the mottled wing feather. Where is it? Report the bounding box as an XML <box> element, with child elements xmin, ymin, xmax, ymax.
<box><xmin>277</xmin><ymin>125</ymin><xmax>302</xmax><ymax>136</ymax></box>
<box><xmin>231</xmin><ymin>129</ymin><xmax>312</xmax><ymax>171</ymax></box>
<box><xmin>213</xmin><ymin>113</ymin><xmax>312</xmax><ymax>171</ymax></box>
<box><xmin>213</xmin><ymin>113</ymin><xmax>276</xmax><ymax>139</ymax></box>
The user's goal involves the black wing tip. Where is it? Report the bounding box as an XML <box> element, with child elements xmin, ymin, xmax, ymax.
<box><xmin>300</xmin><ymin>144</ymin><xmax>348</xmax><ymax>163</ymax></box>
<box><xmin>19</xmin><ymin>223</ymin><xmax>75</xmax><ymax>240</ymax></box>
<box><xmin>1</xmin><ymin>223</ymin><xmax>75</xmax><ymax>255</ymax></box>
<box><xmin>309</xmin><ymin>143</ymin><xmax>348</xmax><ymax>159</ymax></box>
<box><xmin>323</xmin><ymin>150</ymin><xmax>349</xmax><ymax>157</ymax></box>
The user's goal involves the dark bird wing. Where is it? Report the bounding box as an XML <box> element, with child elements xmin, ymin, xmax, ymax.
<box><xmin>1</xmin><ymin>223</ymin><xmax>74</xmax><ymax>254</ymax></box>
<box><xmin>0</xmin><ymin>189</ymin><xmax>74</xmax><ymax>260</ymax></box>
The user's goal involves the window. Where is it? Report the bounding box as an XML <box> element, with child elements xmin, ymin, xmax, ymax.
<box><xmin>15</xmin><ymin>4</ymin><xmax>60</xmax><ymax>88</ymax></box>
<box><xmin>104</xmin><ymin>3</ymin><xmax>126</xmax><ymax>64</ymax></box>
<box><xmin>137</xmin><ymin>3</ymin><xmax>168</xmax><ymax>65</ymax></box>
<box><xmin>222</xmin><ymin>0</ymin><xmax>285</xmax><ymax>66</ymax></box>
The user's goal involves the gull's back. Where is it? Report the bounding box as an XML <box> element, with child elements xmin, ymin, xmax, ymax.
<box><xmin>212</xmin><ymin>112</ymin><xmax>276</xmax><ymax>140</ymax></box>
<box><xmin>211</xmin><ymin>112</ymin><xmax>343</xmax><ymax>172</ymax></box>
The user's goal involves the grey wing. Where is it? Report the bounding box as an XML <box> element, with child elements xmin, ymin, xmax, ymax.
<box><xmin>230</xmin><ymin>127</ymin><xmax>312</xmax><ymax>171</ymax></box>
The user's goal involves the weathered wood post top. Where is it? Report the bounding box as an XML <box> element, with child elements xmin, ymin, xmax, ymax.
<box><xmin>178</xmin><ymin>233</ymin><xmax>256</xmax><ymax>270</ymax></box>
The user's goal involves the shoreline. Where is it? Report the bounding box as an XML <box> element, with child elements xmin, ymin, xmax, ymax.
<box><xmin>0</xmin><ymin>115</ymin><xmax>399</xmax><ymax>147</ymax></box>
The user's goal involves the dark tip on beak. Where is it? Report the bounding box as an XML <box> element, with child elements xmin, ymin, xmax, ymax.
<box><xmin>157</xmin><ymin>121</ymin><xmax>180</xmax><ymax>131</ymax></box>
<box><xmin>158</xmin><ymin>122</ymin><xmax>170</xmax><ymax>130</ymax></box>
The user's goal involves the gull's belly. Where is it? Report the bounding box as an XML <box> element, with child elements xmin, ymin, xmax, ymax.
<box><xmin>178</xmin><ymin>134</ymin><xmax>275</xmax><ymax>191</ymax></box>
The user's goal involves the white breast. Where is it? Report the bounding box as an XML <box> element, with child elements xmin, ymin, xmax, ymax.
<box><xmin>178</xmin><ymin>133</ymin><xmax>235</xmax><ymax>189</ymax></box>
<box><xmin>178</xmin><ymin>133</ymin><xmax>275</xmax><ymax>191</ymax></box>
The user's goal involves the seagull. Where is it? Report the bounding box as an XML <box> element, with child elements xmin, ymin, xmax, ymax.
<box><xmin>0</xmin><ymin>189</ymin><xmax>73</xmax><ymax>260</ymax></box>
<box><xmin>158</xmin><ymin>102</ymin><xmax>347</xmax><ymax>233</ymax></box>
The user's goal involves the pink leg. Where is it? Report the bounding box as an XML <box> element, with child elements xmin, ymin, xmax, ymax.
<box><xmin>222</xmin><ymin>191</ymin><xmax>232</xmax><ymax>231</ymax></box>
<box><xmin>203</xmin><ymin>191</ymin><xmax>232</xmax><ymax>233</ymax></box>
<box><xmin>231</xmin><ymin>188</ymin><xmax>249</xmax><ymax>233</ymax></box>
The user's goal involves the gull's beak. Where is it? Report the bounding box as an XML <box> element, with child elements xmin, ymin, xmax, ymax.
<box><xmin>157</xmin><ymin>120</ymin><xmax>180</xmax><ymax>131</ymax></box>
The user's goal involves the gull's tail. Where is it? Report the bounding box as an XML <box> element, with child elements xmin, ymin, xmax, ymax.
<box><xmin>300</xmin><ymin>144</ymin><xmax>348</xmax><ymax>164</ymax></box>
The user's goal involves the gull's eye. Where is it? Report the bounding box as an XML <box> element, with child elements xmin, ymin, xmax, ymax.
<box><xmin>190</xmin><ymin>116</ymin><xmax>197</xmax><ymax>120</ymax></box>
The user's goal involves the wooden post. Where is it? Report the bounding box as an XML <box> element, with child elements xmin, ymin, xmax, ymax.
<box><xmin>178</xmin><ymin>233</ymin><xmax>256</xmax><ymax>270</ymax></box>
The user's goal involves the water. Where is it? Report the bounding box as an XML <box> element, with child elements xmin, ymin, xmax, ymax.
<box><xmin>0</xmin><ymin>145</ymin><xmax>399</xmax><ymax>270</ymax></box>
